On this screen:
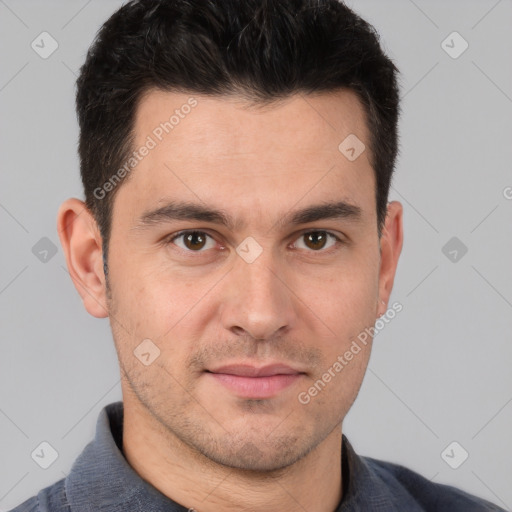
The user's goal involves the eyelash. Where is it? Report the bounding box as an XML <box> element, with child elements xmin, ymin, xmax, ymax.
<box><xmin>163</xmin><ymin>229</ymin><xmax>345</xmax><ymax>256</ymax></box>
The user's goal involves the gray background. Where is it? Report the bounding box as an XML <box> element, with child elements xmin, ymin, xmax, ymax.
<box><xmin>1</xmin><ymin>0</ymin><xmax>511</xmax><ymax>509</ymax></box>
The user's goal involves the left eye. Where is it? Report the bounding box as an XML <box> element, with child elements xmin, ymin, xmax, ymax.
<box><xmin>166</xmin><ymin>230</ymin><xmax>341</xmax><ymax>253</ymax></box>
<box><xmin>292</xmin><ymin>231</ymin><xmax>340</xmax><ymax>252</ymax></box>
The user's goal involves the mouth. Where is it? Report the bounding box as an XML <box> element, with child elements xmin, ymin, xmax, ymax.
<box><xmin>205</xmin><ymin>363</ymin><xmax>306</xmax><ymax>399</ymax></box>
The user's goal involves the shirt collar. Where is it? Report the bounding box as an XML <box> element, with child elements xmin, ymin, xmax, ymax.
<box><xmin>64</xmin><ymin>401</ymin><xmax>413</xmax><ymax>511</ymax></box>
<box><xmin>65</xmin><ymin>401</ymin><xmax>185</xmax><ymax>511</ymax></box>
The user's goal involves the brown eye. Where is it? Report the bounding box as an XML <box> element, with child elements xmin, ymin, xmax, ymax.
<box><xmin>183</xmin><ymin>232</ymin><xmax>207</xmax><ymax>250</ymax></box>
<box><xmin>169</xmin><ymin>231</ymin><xmax>216</xmax><ymax>252</ymax></box>
<box><xmin>294</xmin><ymin>231</ymin><xmax>340</xmax><ymax>252</ymax></box>
<box><xmin>304</xmin><ymin>232</ymin><xmax>327</xmax><ymax>250</ymax></box>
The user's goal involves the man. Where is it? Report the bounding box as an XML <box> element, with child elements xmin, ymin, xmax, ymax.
<box><xmin>9</xmin><ymin>0</ymin><xmax>505</xmax><ymax>510</ymax></box>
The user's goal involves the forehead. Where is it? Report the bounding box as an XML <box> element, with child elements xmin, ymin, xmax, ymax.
<box><xmin>135</xmin><ymin>88</ymin><xmax>370</xmax><ymax>160</ymax></box>
<box><xmin>112</xmin><ymin>88</ymin><xmax>375</xmax><ymax>228</ymax></box>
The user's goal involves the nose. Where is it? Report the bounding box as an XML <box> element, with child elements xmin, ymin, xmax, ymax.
<box><xmin>219</xmin><ymin>245</ymin><xmax>296</xmax><ymax>341</ymax></box>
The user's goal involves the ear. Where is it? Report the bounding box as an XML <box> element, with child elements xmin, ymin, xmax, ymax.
<box><xmin>56</xmin><ymin>198</ymin><xmax>109</xmax><ymax>318</ymax></box>
<box><xmin>376</xmin><ymin>201</ymin><xmax>403</xmax><ymax>316</ymax></box>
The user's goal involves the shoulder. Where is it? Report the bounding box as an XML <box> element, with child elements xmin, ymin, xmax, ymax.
<box><xmin>364</xmin><ymin>456</ymin><xmax>506</xmax><ymax>511</ymax></box>
<box><xmin>7</xmin><ymin>478</ymin><xmax>70</xmax><ymax>512</ymax></box>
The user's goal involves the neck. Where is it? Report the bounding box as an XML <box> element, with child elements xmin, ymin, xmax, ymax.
<box><xmin>122</xmin><ymin>398</ymin><xmax>343</xmax><ymax>512</ymax></box>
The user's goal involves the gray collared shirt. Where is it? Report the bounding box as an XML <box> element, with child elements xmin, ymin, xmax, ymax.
<box><xmin>8</xmin><ymin>401</ymin><xmax>506</xmax><ymax>511</ymax></box>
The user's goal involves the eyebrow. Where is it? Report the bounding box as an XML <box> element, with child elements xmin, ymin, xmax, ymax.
<box><xmin>132</xmin><ymin>199</ymin><xmax>363</xmax><ymax>232</ymax></box>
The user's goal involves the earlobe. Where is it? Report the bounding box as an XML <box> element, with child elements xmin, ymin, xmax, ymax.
<box><xmin>377</xmin><ymin>201</ymin><xmax>404</xmax><ymax>315</ymax></box>
<box><xmin>56</xmin><ymin>198</ymin><xmax>109</xmax><ymax>318</ymax></box>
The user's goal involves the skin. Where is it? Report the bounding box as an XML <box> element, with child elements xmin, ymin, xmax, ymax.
<box><xmin>57</xmin><ymin>89</ymin><xmax>403</xmax><ymax>512</ymax></box>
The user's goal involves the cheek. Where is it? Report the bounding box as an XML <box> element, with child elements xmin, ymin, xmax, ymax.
<box><xmin>110</xmin><ymin>262</ymin><xmax>223</xmax><ymax>374</ymax></box>
<box><xmin>295</xmin><ymin>255</ymin><xmax>380</xmax><ymax>340</ymax></box>
<box><xmin>108</xmin><ymin>267</ymin><xmax>202</xmax><ymax>397</ymax></box>
<box><xmin>108</xmin><ymin>249</ymin><xmax>187</xmax><ymax>329</ymax></box>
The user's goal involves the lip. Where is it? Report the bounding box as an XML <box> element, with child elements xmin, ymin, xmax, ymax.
<box><xmin>206</xmin><ymin>363</ymin><xmax>305</xmax><ymax>399</ymax></box>
<box><xmin>208</xmin><ymin>363</ymin><xmax>302</xmax><ymax>377</ymax></box>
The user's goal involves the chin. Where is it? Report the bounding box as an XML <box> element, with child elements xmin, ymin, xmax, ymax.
<box><xmin>194</xmin><ymin>432</ymin><xmax>313</xmax><ymax>474</ymax></box>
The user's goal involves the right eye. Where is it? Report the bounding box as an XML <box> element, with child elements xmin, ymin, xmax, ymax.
<box><xmin>164</xmin><ymin>230</ymin><xmax>218</xmax><ymax>253</ymax></box>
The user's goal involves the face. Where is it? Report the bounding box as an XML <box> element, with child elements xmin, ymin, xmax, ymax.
<box><xmin>67</xmin><ymin>89</ymin><xmax>402</xmax><ymax>472</ymax></box>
